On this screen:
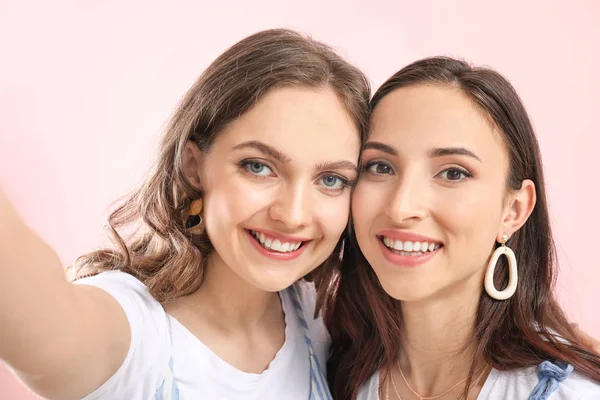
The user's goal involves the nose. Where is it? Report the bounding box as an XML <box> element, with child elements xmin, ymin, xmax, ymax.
<box><xmin>268</xmin><ymin>182</ymin><xmax>313</xmax><ymax>230</ymax></box>
<box><xmin>385</xmin><ymin>173</ymin><xmax>428</xmax><ymax>224</ymax></box>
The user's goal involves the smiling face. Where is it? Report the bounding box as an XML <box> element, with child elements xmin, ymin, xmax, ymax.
<box><xmin>352</xmin><ymin>83</ymin><xmax>520</xmax><ymax>302</ymax></box>
<box><xmin>184</xmin><ymin>86</ymin><xmax>360</xmax><ymax>292</ymax></box>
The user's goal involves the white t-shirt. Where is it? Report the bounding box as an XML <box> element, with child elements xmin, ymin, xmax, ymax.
<box><xmin>358</xmin><ymin>367</ymin><xmax>600</xmax><ymax>399</ymax></box>
<box><xmin>75</xmin><ymin>271</ymin><xmax>330</xmax><ymax>400</ymax></box>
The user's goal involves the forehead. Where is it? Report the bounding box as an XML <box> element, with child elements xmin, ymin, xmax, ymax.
<box><xmin>213</xmin><ymin>86</ymin><xmax>361</xmax><ymax>160</ymax></box>
<box><xmin>369</xmin><ymin>84</ymin><xmax>507</xmax><ymax>159</ymax></box>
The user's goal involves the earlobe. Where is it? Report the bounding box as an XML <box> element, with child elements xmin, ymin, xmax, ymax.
<box><xmin>183</xmin><ymin>141</ymin><xmax>204</xmax><ymax>188</ymax></box>
<box><xmin>501</xmin><ymin>179</ymin><xmax>536</xmax><ymax>237</ymax></box>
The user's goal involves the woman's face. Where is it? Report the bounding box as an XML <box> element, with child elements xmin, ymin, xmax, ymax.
<box><xmin>186</xmin><ymin>86</ymin><xmax>360</xmax><ymax>292</ymax></box>
<box><xmin>352</xmin><ymin>83</ymin><xmax>533</xmax><ymax>303</ymax></box>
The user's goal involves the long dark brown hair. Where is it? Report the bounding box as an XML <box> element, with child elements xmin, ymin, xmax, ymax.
<box><xmin>324</xmin><ymin>56</ymin><xmax>600</xmax><ymax>399</ymax></box>
<box><xmin>68</xmin><ymin>29</ymin><xmax>370</xmax><ymax>303</ymax></box>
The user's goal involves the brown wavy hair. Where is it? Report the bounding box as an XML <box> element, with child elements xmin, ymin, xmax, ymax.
<box><xmin>68</xmin><ymin>28</ymin><xmax>370</xmax><ymax>304</ymax></box>
<box><xmin>324</xmin><ymin>56</ymin><xmax>600</xmax><ymax>399</ymax></box>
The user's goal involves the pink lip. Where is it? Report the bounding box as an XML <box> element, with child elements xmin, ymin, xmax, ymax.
<box><xmin>245</xmin><ymin>230</ymin><xmax>308</xmax><ymax>261</ymax></box>
<box><xmin>378</xmin><ymin>230</ymin><xmax>442</xmax><ymax>244</ymax></box>
<box><xmin>247</xmin><ymin>227</ymin><xmax>311</xmax><ymax>243</ymax></box>
<box><xmin>378</xmin><ymin>239</ymin><xmax>441</xmax><ymax>267</ymax></box>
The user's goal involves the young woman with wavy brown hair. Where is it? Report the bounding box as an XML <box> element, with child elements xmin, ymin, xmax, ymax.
<box><xmin>326</xmin><ymin>57</ymin><xmax>600</xmax><ymax>399</ymax></box>
<box><xmin>0</xmin><ymin>29</ymin><xmax>370</xmax><ymax>400</ymax></box>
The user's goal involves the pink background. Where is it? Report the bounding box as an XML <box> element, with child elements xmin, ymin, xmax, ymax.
<box><xmin>1</xmin><ymin>0</ymin><xmax>598</xmax><ymax>398</ymax></box>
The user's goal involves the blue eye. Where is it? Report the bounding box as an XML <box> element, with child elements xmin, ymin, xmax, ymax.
<box><xmin>320</xmin><ymin>175</ymin><xmax>345</xmax><ymax>189</ymax></box>
<box><xmin>366</xmin><ymin>162</ymin><xmax>393</xmax><ymax>175</ymax></box>
<box><xmin>244</xmin><ymin>162</ymin><xmax>272</xmax><ymax>176</ymax></box>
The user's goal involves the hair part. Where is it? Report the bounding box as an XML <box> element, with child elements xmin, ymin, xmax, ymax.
<box><xmin>69</xmin><ymin>29</ymin><xmax>370</xmax><ymax>304</ymax></box>
<box><xmin>324</xmin><ymin>56</ymin><xmax>600</xmax><ymax>400</ymax></box>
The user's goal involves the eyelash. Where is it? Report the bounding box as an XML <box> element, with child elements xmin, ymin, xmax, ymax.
<box><xmin>237</xmin><ymin>159</ymin><xmax>354</xmax><ymax>193</ymax></box>
<box><xmin>362</xmin><ymin>161</ymin><xmax>474</xmax><ymax>182</ymax></box>
<box><xmin>237</xmin><ymin>159</ymin><xmax>275</xmax><ymax>178</ymax></box>
<box><xmin>318</xmin><ymin>174</ymin><xmax>354</xmax><ymax>193</ymax></box>
<box><xmin>437</xmin><ymin>167</ymin><xmax>473</xmax><ymax>181</ymax></box>
<box><xmin>362</xmin><ymin>161</ymin><xmax>394</xmax><ymax>175</ymax></box>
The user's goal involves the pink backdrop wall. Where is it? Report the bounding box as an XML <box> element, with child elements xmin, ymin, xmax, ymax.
<box><xmin>1</xmin><ymin>0</ymin><xmax>598</xmax><ymax>398</ymax></box>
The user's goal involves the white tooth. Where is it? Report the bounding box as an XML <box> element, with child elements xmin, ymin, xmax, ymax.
<box><xmin>403</xmin><ymin>241</ymin><xmax>413</xmax><ymax>252</ymax></box>
<box><xmin>383</xmin><ymin>237</ymin><xmax>391</xmax><ymax>247</ymax></box>
<box><xmin>428</xmin><ymin>242</ymin><xmax>436</xmax><ymax>251</ymax></box>
<box><xmin>413</xmin><ymin>242</ymin><xmax>421</xmax><ymax>251</ymax></box>
<box><xmin>265</xmin><ymin>238</ymin><xmax>272</xmax><ymax>247</ymax></box>
<box><xmin>293</xmin><ymin>242</ymin><xmax>301</xmax><ymax>251</ymax></box>
<box><xmin>393</xmin><ymin>240</ymin><xmax>403</xmax><ymax>251</ymax></box>
<box><xmin>280</xmin><ymin>242</ymin><xmax>290</xmax><ymax>252</ymax></box>
<box><xmin>416</xmin><ymin>252</ymin><xmax>422</xmax><ymax>256</ymax></box>
<box><xmin>271</xmin><ymin>240</ymin><xmax>282</xmax><ymax>251</ymax></box>
<box><xmin>421</xmin><ymin>242</ymin><xmax>428</xmax><ymax>252</ymax></box>
<box><xmin>259</xmin><ymin>233</ymin><xmax>266</xmax><ymax>243</ymax></box>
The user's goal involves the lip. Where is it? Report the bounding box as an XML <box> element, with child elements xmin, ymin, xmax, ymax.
<box><xmin>378</xmin><ymin>239</ymin><xmax>441</xmax><ymax>267</ymax></box>
<box><xmin>247</xmin><ymin>227</ymin><xmax>311</xmax><ymax>243</ymax></box>
<box><xmin>245</xmin><ymin>229</ymin><xmax>309</xmax><ymax>261</ymax></box>
<box><xmin>377</xmin><ymin>230</ymin><xmax>442</xmax><ymax>244</ymax></box>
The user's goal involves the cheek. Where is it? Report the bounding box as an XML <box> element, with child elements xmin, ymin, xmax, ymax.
<box><xmin>435</xmin><ymin>185</ymin><xmax>504</xmax><ymax>266</ymax></box>
<box><xmin>204</xmin><ymin>178</ymin><xmax>275</xmax><ymax>228</ymax></box>
<box><xmin>314</xmin><ymin>192</ymin><xmax>351</xmax><ymax>238</ymax></box>
<box><xmin>351</xmin><ymin>182</ymin><xmax>386</xmax><ymax>240</ymax></box>
<box><xmin>435</xmin><ymin>179</ymin><xmax>505</xmax><ymax>230</ymax></box>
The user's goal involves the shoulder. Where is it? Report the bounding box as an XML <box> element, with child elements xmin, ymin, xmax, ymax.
<box><xmin>75</xmin><ymin>271</ymin><xmax>171</xmax><ymax>399</ymax></box>
<box><xmin>75</xmin><ymin>271</ymin><xmax>167</xmax><ymax>333</ymax></box>
<box><xmin>74</xmin><ymin>270</ymin><xmax>152</xmax><ymax>302</ymax></box>
<box><xmin>488</xmin><ymin>366</ymin><xmax>600</xmax><ymax>400</ymax></box>
<box><xmin>556</xmin><ymin>370</ymin><xmax>600</xmax><ymax>399</ymax></box>
<box><xmin>357</xmin><ymin>371</ymin><xmax>379</xmax><ymax>400</ymax></box>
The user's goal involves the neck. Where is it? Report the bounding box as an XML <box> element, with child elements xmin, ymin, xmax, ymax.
<box><xmin>396</xmin><ymin>278</ymin><xmax>487</xmax><ymax>397</ymax></box>
<box><xmin>177</xmin><ymin>252</ymin><xmax>283</xmax><ymax>332</ymax></box>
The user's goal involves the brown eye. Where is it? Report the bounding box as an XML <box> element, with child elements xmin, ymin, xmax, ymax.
<box><xmin>367</xmin><ymin>162</ymin><xmax>393</xmax><ymax>175</ymax></box>
<box><xmin>438</xmin><ymin>167</ymin><xmax>471</xmax><ymax>181</ymax></box>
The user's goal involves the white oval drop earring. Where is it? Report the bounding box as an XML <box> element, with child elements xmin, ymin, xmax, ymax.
<box><xmin>484</xmin><ymin>234</ymin><xmax>518</xmax><ymax>300</ymax></box>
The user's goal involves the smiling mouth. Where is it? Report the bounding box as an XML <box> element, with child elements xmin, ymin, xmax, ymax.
<box><xmin>378</xmin><ymin>235</ymin><xmax>443</xmax><ymax>256</ymax></box>
<box><xmin>247</xmin><ymin>230</ymin><xmax>307</xmax><ymax>254</ymax></box>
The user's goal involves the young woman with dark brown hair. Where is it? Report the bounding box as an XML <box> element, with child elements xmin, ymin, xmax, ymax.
<box><xmin>326</xmin><ymin>57</ymin><xmax>600</xmax><ymax>400</ymax></box>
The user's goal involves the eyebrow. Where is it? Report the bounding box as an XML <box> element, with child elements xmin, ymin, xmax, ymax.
<box><xmin>364</xmin><ymin>141</ymin><xmax>482</xmax><ymax>163</ymax></box>
<box><xmin>316</xmin><ymin>160</ymin><xmax>358</xmax><ymax>174</ymax></box>
<box><xmin>429</xmin><ymin>147</ymin><xmax>482</xmax><ymax>162</ymax></box>
<box><xmin>363</xmin><ymin>141</ymin><xmax>398</xmax><ymax>156</ymax></box>
<box><xmin>231</xmin><ymin>140</ymin><xmax>292</xmax><ymax>164</ymax></box>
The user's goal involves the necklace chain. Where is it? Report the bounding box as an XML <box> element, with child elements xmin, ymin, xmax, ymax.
<box><xmin>382</xmin><ymin>362</ymin><xmax>488</xmax><ymax>400</ymax></box>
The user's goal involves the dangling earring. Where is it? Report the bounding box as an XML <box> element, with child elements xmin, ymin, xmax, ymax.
<box><xmin>185</xmin><ymin>199</ymin><xmax>204</xmax><ymax>234</ymax></box>
<box><xmin>484</xmin><ymin>233</ymin><xmax>518</xmax><ymax>300</ymax></box>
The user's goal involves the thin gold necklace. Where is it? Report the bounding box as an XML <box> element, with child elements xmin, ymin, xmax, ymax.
<box><xmin>382</xmin><ymin>374</ymin><xmax>402</xmax><ymax>400</ymax></box>
<box><xmin>390</xmin><ymin>370</ymin><xmax>403</xmax><ymax>399</ymax></box>
<box><xmin>396</xmin><ymin>361</ymin><xmax>487</xmax><ymax>400</ymax></box>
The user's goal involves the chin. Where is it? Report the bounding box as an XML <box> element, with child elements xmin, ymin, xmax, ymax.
<box><xmin>378</xmin><ymin>279</ymin><xmax>435</xmax><ymax>302</ymax></box>
<box><xmin>248</xmin><ymin>267</ymin><xmax>309</xmax><ymax>293</ymax></box>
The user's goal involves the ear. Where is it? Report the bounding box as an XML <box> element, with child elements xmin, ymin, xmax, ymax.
<box><xmin>183</xmin><ymin>141</ymin><xmax>204</xmax><ymax>189</ymax></box>
<box><xmin>498</xmin><ymin>179</ymin><xmax>536</xmax><ymax>241</ymax></box>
